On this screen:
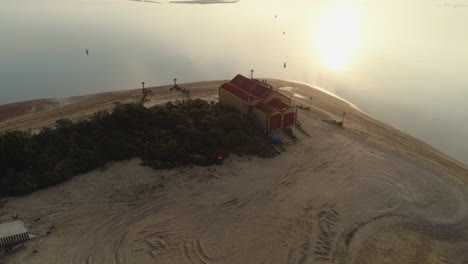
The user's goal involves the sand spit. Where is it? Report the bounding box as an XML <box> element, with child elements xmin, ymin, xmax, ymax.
<box><xmin>0</xmin><ymin>79</ymin><xmax>467</xmax><ymax>264</ymax></box>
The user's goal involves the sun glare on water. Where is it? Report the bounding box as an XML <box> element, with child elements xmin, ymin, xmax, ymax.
<box><xmin>315</xmin><ymin>5</ymin><xmax>361</xmax><ymax>70</ymax></box>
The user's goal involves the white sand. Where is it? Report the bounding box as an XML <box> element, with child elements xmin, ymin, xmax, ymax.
<box><xmin>0</xmin><ymin>80</ymin><xmax>467</xmax><ymax>264</ymax></box>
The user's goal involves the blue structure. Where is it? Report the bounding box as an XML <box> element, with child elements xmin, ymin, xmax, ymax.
<box><xmin>267</xmin><ymin>132</ymin><xmax>282</xmax><ymax>144</ymax></box>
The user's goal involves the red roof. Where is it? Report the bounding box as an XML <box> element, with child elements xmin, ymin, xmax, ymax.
<box><xmin>267</xmin><ymin>98</ymin><xmax>291</xmax><ymax>112</ymax></box>
<box><xmin>220</xmin><ymin>75</ymin><xmax>293</xmax><ymax>116</ymax></box>
<box><xmin>221</xmin><ymin>82</ymin><xmax>257</xmax><ymax>102</ymax></box>
<box><xmin>231</xmin><ymin>75</ymin><xmax>245</xmax><ymax>87</ymax></box>
<box><xmin>254</xmin><ymin>101</ymin><xmax>276</xmax><ymax>114</ymax></box>
<box><xmin>230</xmin><ymin>74</ymin><xmax>273</xmax><ymax>99</ymax></box>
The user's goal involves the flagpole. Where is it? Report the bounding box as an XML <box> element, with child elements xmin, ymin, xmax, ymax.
<box><xmin>293</xmin><ymin>104</ymin><xmax>297</xmax><ymax>137</ymax></box>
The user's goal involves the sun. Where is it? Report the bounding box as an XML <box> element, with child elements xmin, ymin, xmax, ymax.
<box><xmin>315</xmin><ymin>5</ymin><xmax>361</xmax><ymax>70</ymax></box>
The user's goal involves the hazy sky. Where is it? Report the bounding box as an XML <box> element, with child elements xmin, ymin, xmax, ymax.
<box><xmin>0</xmin><ymin>0</ymin><xmax>467</xmax><ymax>164</ymax></box>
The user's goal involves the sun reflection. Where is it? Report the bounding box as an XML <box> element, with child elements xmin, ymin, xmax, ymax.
<box><xmin>315</xmin><ymin>4</ymin><xmax>361</xmax><ymax>70</ymax></box>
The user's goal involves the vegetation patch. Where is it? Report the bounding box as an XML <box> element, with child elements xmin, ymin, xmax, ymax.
<box><xmin>0</xmin><ymin>100</ymin><xmax>276</xmax><ymax>197</ymax></box>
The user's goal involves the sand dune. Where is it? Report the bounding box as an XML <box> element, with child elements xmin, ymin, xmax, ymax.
<box><xmin>0</xmin><ymin>80</ymin><xmax>467</xmax><ymax>264</ymax></box>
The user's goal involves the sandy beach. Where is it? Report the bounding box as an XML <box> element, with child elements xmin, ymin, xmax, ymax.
<box><xmin>0</xmin><ymin>80</ymin><xmax>467</xmax><ymax>264</ymax></box>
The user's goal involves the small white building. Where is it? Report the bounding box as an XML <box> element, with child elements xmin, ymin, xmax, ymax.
<box><xmin>0</xmin><ymin>221</ymin><xmax>30</xmax><ymax>251</ymax></box>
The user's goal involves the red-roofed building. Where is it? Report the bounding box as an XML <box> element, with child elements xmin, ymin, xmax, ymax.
<box><xmin>219</xmin><ymin>74</ymin><xmax>297</xmax><ymax>132</ymax></box>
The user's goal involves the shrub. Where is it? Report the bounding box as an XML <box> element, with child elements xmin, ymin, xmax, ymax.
<box><xmin>0</xmin><ymin>100</ymin><xmax>276</xmax><ymax>197</ymax></box>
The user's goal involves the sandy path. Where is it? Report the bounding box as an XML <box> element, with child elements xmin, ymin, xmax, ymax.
<box><xmin>0</xmin><ymin>79</ymin><xmax>467</xmax><ymax>264</ymax></box>
<box><xmin>0</xmin><ymin>81</ymin><xmax>221</xmax><ymax>132</ymax></box>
